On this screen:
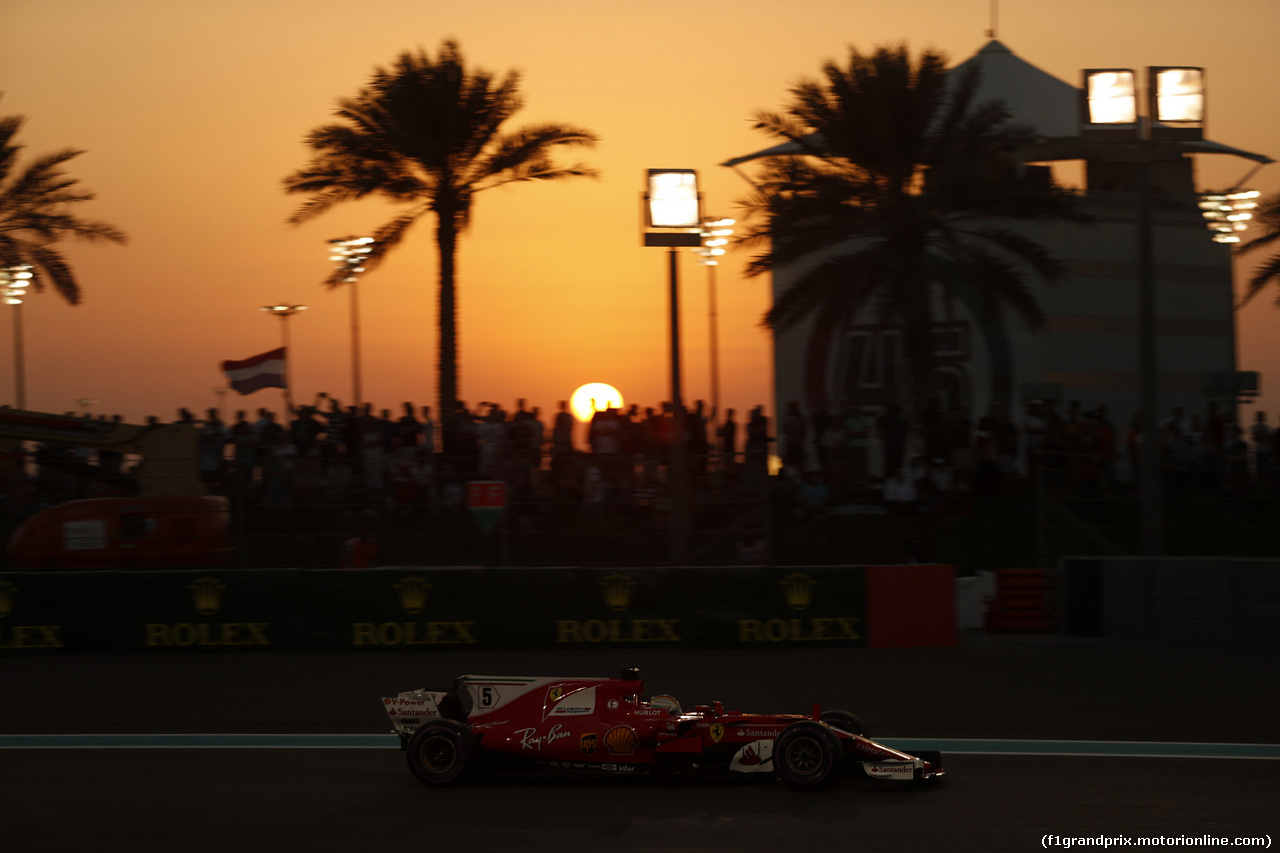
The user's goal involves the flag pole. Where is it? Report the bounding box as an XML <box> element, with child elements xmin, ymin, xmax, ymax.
<box><xmin>260</xmin><ymin>303</ymin><xmax>306</xmax><ymax>419</ymax></box>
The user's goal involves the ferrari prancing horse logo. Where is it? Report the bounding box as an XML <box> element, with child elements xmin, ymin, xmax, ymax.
<box><xmin>709</xmin><ymin>724</ymin><xmax>725</xmax><ymax>743</ymax></box>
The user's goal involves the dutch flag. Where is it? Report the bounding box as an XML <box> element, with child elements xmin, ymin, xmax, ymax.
<box><xmin>221</xmin><ymin>347</ymin><xmax>287</xmax><ymax>395</ymax></box>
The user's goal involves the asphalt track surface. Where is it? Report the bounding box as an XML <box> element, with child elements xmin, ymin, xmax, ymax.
<box><xmin>4</xmin><ymin>634</ymin><xmax>1278</xmax><ymax>852</ymax></box>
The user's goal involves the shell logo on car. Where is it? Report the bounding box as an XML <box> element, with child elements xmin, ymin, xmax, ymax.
<box><xmin>604</xmin><ymin>725</ymin><xmax>638</xmax><ymax>755</ymax></box>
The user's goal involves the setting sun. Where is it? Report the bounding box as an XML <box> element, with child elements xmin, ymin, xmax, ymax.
<box><xmin>570</xmin><ymin>383</ymin><xmax>623</xmax><ymax>422</ymax></box>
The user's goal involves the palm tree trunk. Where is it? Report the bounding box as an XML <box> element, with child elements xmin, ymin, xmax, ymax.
<box><xmin>901</xmin><ymin>278</ymin><xmax>937</xmax><ymax>410</ymax></box>
<box><xmin>436</xmin><ymin>212</ymin><xmax>459</xmax><ymax>422</ymax></box>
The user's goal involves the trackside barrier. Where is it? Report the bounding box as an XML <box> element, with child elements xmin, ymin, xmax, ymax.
<box><xmin>0</xmin><ymin>564</ymin><xmax>951</xmax><ymax>653</ymax></box>
<box><xmin>0</xmin><ymin>564</ymin><xmax>958</xmax><ymax>653</ymax></box>
<box><xmin>1059</xmin><ymin>557</ymin><xmax>1280</xmax><ymax>642</ymax></box>
<box><xmin>865</xmin><ymin>564</ymin><xmax>957</xmax><ymax>647</ymax></box>
<box><xmin>984</xmin><ymin>569</ymin><xmax>1053</xmax><ymax>633</ymax></box>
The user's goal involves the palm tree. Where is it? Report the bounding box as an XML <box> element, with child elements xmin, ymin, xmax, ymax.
<box><xmin>739</xmin><ymin>44</ymin><xmax>1087</xmax><ymax>407</ymax></box>
<box><xmin>283</xmin><ymin>40</ymin><xmax>599</xmax><ymax>422</ymax></box>
<box><xmin>0</xmin><ymin>102</ymin><xmax>128</xmax><ymax>304</ymax></box>
<box><xmin>1235</xmin><ymin>190</ymin><xmax>1280</xmax><ymax>306</ymax></box>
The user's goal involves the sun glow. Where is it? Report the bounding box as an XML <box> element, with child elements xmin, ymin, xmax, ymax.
<box><xmin>570</xmin><ymin>383</ymin><xmax>623</xmax><ymax>422</ymax></box>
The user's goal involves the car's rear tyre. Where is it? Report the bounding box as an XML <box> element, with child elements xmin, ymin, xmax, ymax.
<box><xmin>819</xmin><ymin>709</ymin><xmax>869</xmax><ymax>738</ymax></box>
<box><xmin>406</xmin><ymin>720</ymin><xmax>477</xmax><ymax>786</ymax></box>
<box><xmin>774</xmin><ymin>720</ymin><xmax>843</xmax><ymax>790</ymax></box>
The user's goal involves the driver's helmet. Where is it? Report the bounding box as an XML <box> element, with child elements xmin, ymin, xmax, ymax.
<box><xmin>647</xmin><ymin>694</ymin><xmax>681</xmax><ymax>715</ymax></box>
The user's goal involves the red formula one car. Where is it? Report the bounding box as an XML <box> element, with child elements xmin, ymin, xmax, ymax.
<box><xmin>382</xmin><ymin>668</ymin><xmax>944</xmax><ymax>790</ymax></box>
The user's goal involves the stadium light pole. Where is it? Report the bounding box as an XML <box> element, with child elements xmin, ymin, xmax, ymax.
<box><xmin>1</xmin><ymin>264</ymin><xmax>34</xmax><ymax>409</ymax></box>
<box><xmin>644</xmin><ymin>169</ymin><xmax>703</xmax><ymax>565</ymax></box>
<box><xmin>328</xmin><ymin>236</ymin><xmax>375</xmax><ymax>407</ymax></box>
<box><xmin>1082</xmin><ymin>65</ymin><xmax>1206</xmax><ymax>557</ymax></box>
<box><xmin>698</xmin><ymin>218</ymin><xmax>734</xmax><ymax>421</ymax></box>
<box><xmin>260</xmin><ymin>302</ymin><xmax>307</xmax><ymax>417</ymax></box>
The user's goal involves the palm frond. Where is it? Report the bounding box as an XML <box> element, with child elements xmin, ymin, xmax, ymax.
<box><xmin>926</xmin><ymin>241</ymin><xmax>1045</xmax><ymax>329</ymax></box>
<box><xmin>319</xmin><ymin>204</ymin><xmax>431</xmax><ymax>288</ymax></box>
<box><xmin>470</xmin><ymin>123</ymin><xmax>600</xmax><ymax>189</ymax></box>
<box><xmin>281</xmin><ymin>39</ymin><xmax>597</xmax><ymax>414</ymax></box>
<box><xmin>765</xmin><ymin>249</ymin><xmax>885</xmax><ymax>332</ymax></box>
<box><xmin>732</xmin><ymin>39</ymin><xmax>1086</xmax><ymax>407</ymax></box>
<box><xmin>0</xmin><ymin>105</ymin><xmax>126</xmax><ymax>304</ymax></box>
<box><xmin>0</xmin><ymin>113</ymin><xmax>25</xmax><ymax>185</ymax></box>
<box><xmin>947</xmin><ymin>223</ymin><xmax>1067</xmax><ymax>284</ymax></box>
<box><xmin>1230</xmin><ymin>191</ymin><xmax>1280</xmax><ymax>307</ymax></box>
<box><xmin>21</xmin><ymin>242</ymin><xmax>82</xmax><ymax>304</ymax></box>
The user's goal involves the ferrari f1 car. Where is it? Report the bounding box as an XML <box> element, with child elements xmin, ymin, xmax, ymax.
<box><xmin>382</xmin><ymin>667</ymin><xmax>944</xmax><ymax>790</ymax></box>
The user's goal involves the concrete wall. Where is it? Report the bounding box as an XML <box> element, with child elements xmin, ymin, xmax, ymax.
<box><xmin>1059</xmin><ymin>557</ymin><xmax>1280</xmax><ymax>642</ymax></box>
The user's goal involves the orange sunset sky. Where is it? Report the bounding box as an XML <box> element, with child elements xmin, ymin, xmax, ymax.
<box><xmin>2</xmin><ymin>0</ymin><xmax>1279</xmax><ymax>428</ymax></box>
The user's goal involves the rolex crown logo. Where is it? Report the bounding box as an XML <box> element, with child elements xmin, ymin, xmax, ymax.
<box><xmin>779</xmin><ymin>572</ymin><xmax>816</xmax><ymax>611</ymax></box>
<box><xmin>394</xmin><ymin>576</ymin><xmax>432</xmax><ymax>614</ymax></box>
<box><xmin>598</xmin><ymin>573</ymin><xmax>637</xmax><ymax>612</ymax></box>
<box><xmin>0</xmin><ymin>580</ymin><xmax>17</xmax><ymax>618</ymax></box>
<box><xmin>188</xmin><ymin>577</ymin><xmax>226</xmax><ymax>615</ymax></box>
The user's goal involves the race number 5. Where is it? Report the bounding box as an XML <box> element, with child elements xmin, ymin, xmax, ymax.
<box><xmin>477</xmin><ymin>685</ymin><xmax>500</xmax><ymax>709</ymax></box>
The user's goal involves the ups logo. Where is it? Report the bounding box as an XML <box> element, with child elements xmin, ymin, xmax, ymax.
<box><xmin>580</xmin><ymin>732</ymin><xmax>598</xmax><ymax>755</ymax></box>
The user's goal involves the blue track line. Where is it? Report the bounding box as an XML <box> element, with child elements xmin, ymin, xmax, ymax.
<box><xmin>1</xmin><ymin>734</ymin><xmax>1278</xmax><ymax>758</ymax></box>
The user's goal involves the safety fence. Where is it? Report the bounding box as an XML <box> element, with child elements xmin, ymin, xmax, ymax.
<box><xmin>0</xmin><ymin>563</ymin><xmax>956</xmax><ymax>653</ymax></box>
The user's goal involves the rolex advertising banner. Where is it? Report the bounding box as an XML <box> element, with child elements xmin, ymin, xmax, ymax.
<box><xmin>0</xmin><ymin>571</ymin><xmax>112</xmax><ymax>652</ymax></box>
<box><xmin>303</xmin><ymin>567</ymin><xmax>491</xmax><ymax>651</ymax></box>
<box><xmin>525</xmin><ymin>566</ymin><xmax>866</xmax><ymax>648</ymax></box>
<box><xmin>109</xmin><ymin>569</ymin><xmax>306</xmax><ymax>652</ymax></box>
<box><xmin>0</xmin><ymin>565</ymin><xmax>871</xmax><ymax>654</ymax></box>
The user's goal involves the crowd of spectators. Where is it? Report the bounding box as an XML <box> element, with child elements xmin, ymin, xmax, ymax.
<box><xmin>163</xmin><ymin>395</ymin><xmax>777</xmax><ymax>517</ymax></box>
<box><xmin>17</xmin><ymin>393</ymin><xmax>1280</xmax><ymax>523</ymax></box>
<box><xmin>776</xmin><ymin>397</ymin><xmax>1277</xmax><ymax>520</ymax></box>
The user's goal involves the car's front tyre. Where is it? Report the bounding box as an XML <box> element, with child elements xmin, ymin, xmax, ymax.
<box><xmin>406</xmin><ymin>720</ymin><xmax>478</xmax><ymax>786</ymax></box>
<box><xmin>774</xmin><ymin>720</ymin><xmax>843</xmax><ymax>790</ymax></box>
<box><xmin>818</xmin><ymin>709</ymin><xmax>868</xmax><ymax>738</ymax></box>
